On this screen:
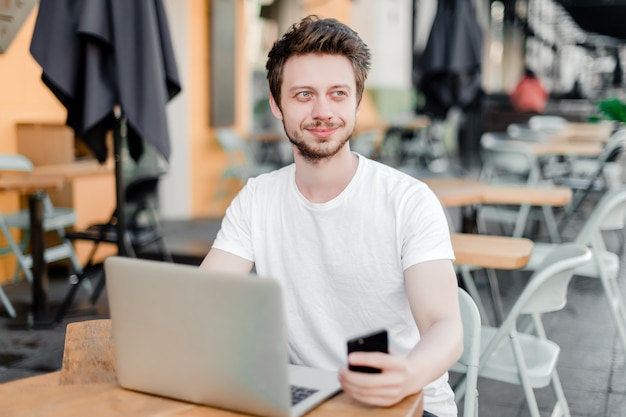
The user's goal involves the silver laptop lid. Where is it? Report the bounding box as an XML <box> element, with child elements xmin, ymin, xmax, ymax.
<box><xmin>104</xmin><ymin>256</ymin><xmax>292</xmax><ymax>417</ymax></box>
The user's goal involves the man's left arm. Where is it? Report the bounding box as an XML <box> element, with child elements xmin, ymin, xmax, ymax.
<box><xmin>340</xmin><ymin>259</ymin><xmax>462</xmax><ymax>406</ymax></box>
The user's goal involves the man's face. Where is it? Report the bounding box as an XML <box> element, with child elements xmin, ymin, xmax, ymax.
<box><xmin>270</xmin><ymin>54</ymin><xmax>360</xmax><ymax>162</ymax></box>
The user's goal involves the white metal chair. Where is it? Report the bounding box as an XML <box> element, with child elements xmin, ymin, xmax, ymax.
<box><xmin>524</xmin><ymin>186</ymin><xmax>626</xmax><ymax>354</ymax></box>
<box><xmin>455</xmin><ymin>243</ymin><xmax>591</xmax><ymax>417</ymax></box>
<box><xmin>559</xmin><ymin>129</ymin><xmax>626</xmax><ymax>225</ymax></box>
<box><xmin>478</xmin><ymin>132</ymin><xmax>561</xmax><ymax>242</ymax></box>
<box><xmin>450</xmin><ymin>288</ymin><xmax>481</xmax><ymax>417</ymax></box>
<box><xmin>214</xmin><ymin>128</ymin><xmax>276</xmax><ymax>201</ymax></box>
<box><xmin>528</xmin><ymin>115</ymin><xmax>568</xmax><ymax>134</ymax></box>
<box><xmin>506</xmin><ymin>123</ymin><xmax>548</xmax><ymax>142</ymax></box>
<box><xmin>0</xmin><ymin>154</ymin><xmax>83</xmax><ymax>318</ymax></box>
<box><xmin>350</xmin><ymin>129</ymin><xmax>383</xmax><ymax>159</ymax></box>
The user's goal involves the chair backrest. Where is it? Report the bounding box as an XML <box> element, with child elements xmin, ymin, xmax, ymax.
<box><xmin>479</xmin><ymin>132</ymin><xmax>542</xmax><ymax>184</ymax></box>
<box><xmin>512</xmin><ymin>243</ymin><xmax>591</xmax><ymax>316</ymax></box>
<box><xmin>528</xmin><ymin>115</ymin><xmax>568</xmax><ymax>133</ymax></box>
<box><xmin>216</xmin><ymin>128</ymin><xmax>254</xmax><ymax>164</ymax></box>
<box><xmin>479</xmin><ymin>243</ymin><xmax>591</xmax><ymax>367</ymax></box>
<box><xmin>599</xmin><ymin>128</ymin><xmax>626</xmax><ymax>164</ymax></box>
<box><xmin>455</xmin><ymin>288</ymin><xmax>481</xmax><ymax>417</ymax></box>
<box><xmin>351</xmin><ymin>130</ymin><xmax>382</xmax><ymax>158</ymax></box>
<box><xmin>456</xmin><ymin>288</ymin><xmax>482</xmax><ymax>368</ymax></box>
<box><xmin>575</xmin><ymin>186</ymin><xmax>626</xmax><ymax>246</ymax></box>
<box><xmin>506</xmin><ymin>123</ymin><xmax>548</xmax><ymax>142</ymax></box>
<box><xmin>0</xmin><ymin>154</ymin><xmax>33</xmax><ymax>172</ymax></box>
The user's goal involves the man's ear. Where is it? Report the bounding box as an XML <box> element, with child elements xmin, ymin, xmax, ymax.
<box><xmin>269</xmin><ymin>95</ymin><xmax>283</xmax><ymax>121</ymax></box>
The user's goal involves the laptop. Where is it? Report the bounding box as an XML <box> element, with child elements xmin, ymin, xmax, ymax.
<box><xmin>104</xmin><ymin>256</ymin><xmax>342</xmax><ymax>417</ymax></box>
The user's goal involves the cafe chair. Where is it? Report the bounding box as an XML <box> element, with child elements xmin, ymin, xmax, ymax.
<box><xmin>60</xmin><ymin>172</ymin><xmax>173</xmax><ymax>316</ymax></box>
<box><xmin>450</xmin><ymin>288</ymin><xmax>481</xmax><ymax>417</ymax></box>
<box><xmin>454</xmin><ymin>243</ymin><xmax>591</xmax><ymax>417</ymax></box>
<box><xmin>524</xmin><ymin>186</ymin><xmax>626</xmax><ymax>355</ymax></box>
<box><xmin>528</xmin><ymin>115</ymin><xmax>568</xmax><ymax>134</ymax></box>
<box><xmin>558</xmin><ymin>129</ymin><xmax>626</xmax><ymax>227</ymax></box>
<box><xmin>506</xmin><ymin>123</ymin><xmax>548</xmax><ymax>142</ymax></box>
<box><xmin>351</xmin><ymin>129</ymin><xmax>383</xmax><ymax>159</ymax></box>
<box><xmin>0</xmin><ymin>154</ymin><xmax>83</xmax><ymax>318</ymax></box>
<box><xmin>214</xmin><ymin>128</ymin><xmax>276</xmax><ymax>202</ymax></box>
<box><xmin>477</xmin><ymin>132</ymin><xmax>561</xmax><ymax>242</ymax></box>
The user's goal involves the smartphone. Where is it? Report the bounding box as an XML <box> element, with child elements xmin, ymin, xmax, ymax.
<box><xmin>346</xmin><ymin>329</ymin><xmax>388</xmax><ymax>373</ymax></box>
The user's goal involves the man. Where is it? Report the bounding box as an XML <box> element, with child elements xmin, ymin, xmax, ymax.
<box><xmin>201</xmin><ymin>16</ymin><xmax>463</xmax><ymax>417</ymax></box>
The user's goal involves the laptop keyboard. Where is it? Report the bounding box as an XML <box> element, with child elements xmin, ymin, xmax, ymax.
<box><xmin>290</xmin><ymin>385</ymin><xmax>319</xmax><ymax>405</ymax></box>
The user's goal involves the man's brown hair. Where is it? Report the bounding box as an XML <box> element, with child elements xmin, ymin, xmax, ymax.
<box><xmin>266</xmin><ymin>15</ymin><xmax>371</xmax><ymax>108</ymax></box>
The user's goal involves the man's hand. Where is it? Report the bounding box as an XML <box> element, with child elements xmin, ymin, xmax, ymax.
<box><xmin>339</xmin><ymin>351</ymin><xmax>420</xmax><ymax>407</ymax></box>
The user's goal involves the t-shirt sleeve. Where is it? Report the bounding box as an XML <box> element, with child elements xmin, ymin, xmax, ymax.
<box><xmin>400</xmin><ymin>183</ymin><xmax>455</xmax><ymax>270</ymax></box>
<box><xmin>211</xmin><ymin>180</ymin><xmax>256</xmax><ymax>262</ymax></box>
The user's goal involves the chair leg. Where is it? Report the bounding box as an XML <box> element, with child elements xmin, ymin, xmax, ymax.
<box><xmin>550</xmin><ymin>370</ymin><xmax>571</xmax><ymax>417</ymax></box>
<box><xmin>459</xmin><ymin>266</ymin><xmax>491</xmax><ymax>326</ymax></box>
<box><xmin>54</xmin><ymin>264</ymin><xmax>103</xmax><ymax>323</ymax></box>
<box><xmin>156</xmin><ymin>237</ymin><xmax>174</xmax><ymax>262</ymax></box>
<box><xmin>510</xmin><ymin>332</ymin><xmax>542</xmax><ymax>417</ymax></box>
<box><xmin>89</xmin><ymin>265</ymin><xmax>107</xmax><ymax>305</ymax></box>
<box><xmin>0</xmin><ymin>286</ymin><xmax>16</xmax><ymax>318</ymax></box>
<box><xmin>485</xmin><ymin>267</ymin><xmax>505</xmax><ymax>324</ymax></box>
<box><xmin>0</xmin><ymin>222</ymin><xmax>34</xmax><ymax>284</ymax></box>
<box><xmin>600</xmin><ymin>275</ymin><xmax>626</xmax><ymax>353</ymax></box>
<box><xmin>541</xmin><ymin>205</ymin><xmax>561</xmax><ymax>243</ymax></box>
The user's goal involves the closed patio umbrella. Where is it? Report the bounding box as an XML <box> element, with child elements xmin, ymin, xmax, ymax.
<box><xmin>29</xmin><ymin>0</ymin><xmax>181</xmax><ymax>256</ymax></box>
<box><xmin>413</xmin><ymin>0</ymin><xmax>483</xmax><ymax>118</ymax></box>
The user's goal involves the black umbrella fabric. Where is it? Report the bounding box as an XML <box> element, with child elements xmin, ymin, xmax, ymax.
<box><xmin>29</xmin><ymin>0</ymin><xmax>181</xmax><ymax>256</ymax></box>
<box><xmin>413</xmin><ymin>0</ymin><xmax>483</xmax><ymax>118</ymax></box>
<box><xmin>30</xmin><ymin>0</ymin><xmax>181</xmax><ymax>164</ymax></box>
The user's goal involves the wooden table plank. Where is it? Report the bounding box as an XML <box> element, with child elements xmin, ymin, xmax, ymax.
<box><xmin>526</xmin><ymin>141</ymin><xmax>604</xmax><ymax>156</ymax></box>
<box><xmin>29</xmin><ymin>159</ymin><xmax>114</xmax><ymax>179</ymax></box>
<box><xmin>480</xmin><ymin>185</ymin><xmax>572</xmax><ymax>206</ymax></box>
<box><xmin>425</xmin><ymin>178</ymin><xmax>573</xmax><ymax>208</ymax></box>
<box><xmin>4</xmin><ymin>319</ymin><xmax>423</xmax><ymax>417</ymax></box>
<box><xmin>451</xmin><ymin>233</ymin><xmax>534</xmax><ymax>270</ymax></box>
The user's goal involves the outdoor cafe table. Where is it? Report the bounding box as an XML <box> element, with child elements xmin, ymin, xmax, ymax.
<box><xmin>0</xmin><ymin>160</ymin><xmax>113</xmax><ymax>328</ymax></box>
<box><xmin>549</xmin><ymin>122</ymin><xmax>613</xmax><ymax>143</ymax></box>
<box><xmin>526</xmin><ymin>140</ymin><xmax>604</xmax><ymax>157</ymax></box>
<box><xmin>423</xmin><ymin>178</ymin><xmax>573</xmax><ymax>208</ymax></box>
<box><xmin>0</xmin><ymin>319</ymin><xmax>424</xmax><ymax>417</ymax></box>
<box><xmin>0</xmin><ymin>175</ymin><xmax>64</xmax><ymax>327</ymax></box>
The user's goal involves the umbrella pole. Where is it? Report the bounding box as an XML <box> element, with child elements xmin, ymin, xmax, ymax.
<box><xmin>113</xmin><ymin>105</ymin><xmax>131</xmax><ymax>257</ymax></box>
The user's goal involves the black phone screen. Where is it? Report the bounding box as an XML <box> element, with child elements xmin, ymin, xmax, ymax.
<box><xmin>346</xmin><ymin>329</ymin><xmax>388</xmax><ymax>373</ymax></box>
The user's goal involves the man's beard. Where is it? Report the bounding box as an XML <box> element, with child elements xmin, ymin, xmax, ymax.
<box><xmin>283</xmin><ymin>121</ymin><xmax>353</xmax><ymax>162</ymax></box>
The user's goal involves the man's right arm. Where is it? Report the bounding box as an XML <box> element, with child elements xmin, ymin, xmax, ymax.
<box><xmin>200</xmin><ymin>248</ymin><xmax>254</xmax><ymax>274</ymax></box>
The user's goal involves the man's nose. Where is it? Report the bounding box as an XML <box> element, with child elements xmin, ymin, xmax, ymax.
<box><xmin>312</xmin><ymin>97</ymin><xmax>333</xmax><ymax>119</ymax></box>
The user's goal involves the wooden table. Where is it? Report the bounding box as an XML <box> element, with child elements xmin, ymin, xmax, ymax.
<box><xmin>0</xmin><ymin>373</ymin><xmax>423</xmax><ymax>417</ymax></box>
<box><xmin>451</xmin><ymin>233</ymin><xmax>533</xmax><ymax>270</ymax></box>
<box><xmin>424</xmin><ymin>178</ymin><xmax>573</xmax><ymax>208</ymax></box>
<box><xmin>526</xmin><ymin>141</ymin><xmax>604</xmax><ymax>157</ymax></box>
<box><xmin>0</xmin><ymin>319</ymin><xmax>424</xmax><ymax>417</ymax></box>
<box><xmin>0</xmin><ymin>160</ymin><xmax>113</xmax><ymax>328</ymax></box>
<box><xmin>549</xmin><ymin>122</ymin><xmax>613</xmax><ymax>143</ymax></box>
<box><xmin>0</xmin><ymin>176</ymin><xmax>65</xmax><ymax>327</ymax></box>
<box><xmin>29</xmin><ymin>159</ymin><xmax>114</xmax><ymax>179</ymax></box>
<box><xmin>452</xmin><ymin>232</ymin><xmax>534</xmax><ymax>325</ymax></box>
<box><xmin>423</xmin><ymin>179</ymin><xmax>542</xmax><ymax>323</ymax></box>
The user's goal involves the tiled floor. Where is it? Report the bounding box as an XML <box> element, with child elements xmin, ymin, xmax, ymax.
<box><xmin>1</xmin><ymin>196</ymin><xmax>625</xmax><ymax>416</ymax></box>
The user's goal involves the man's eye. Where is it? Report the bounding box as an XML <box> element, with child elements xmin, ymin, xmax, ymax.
<box><xmin>333</xmin><ymin>91</ymin><xmax>347</xmax><ymax>97</ymax></box>
<box><xmin>298</xmin><ymin>91</ymin><xmax>311</xmax><ymax>98</ymax></box>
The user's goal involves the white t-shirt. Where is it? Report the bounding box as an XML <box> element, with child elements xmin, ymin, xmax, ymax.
<box><xmin>213</xmin><ymin>154</ymin><xmax>457</xmax><ymax>416</ymax></box>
